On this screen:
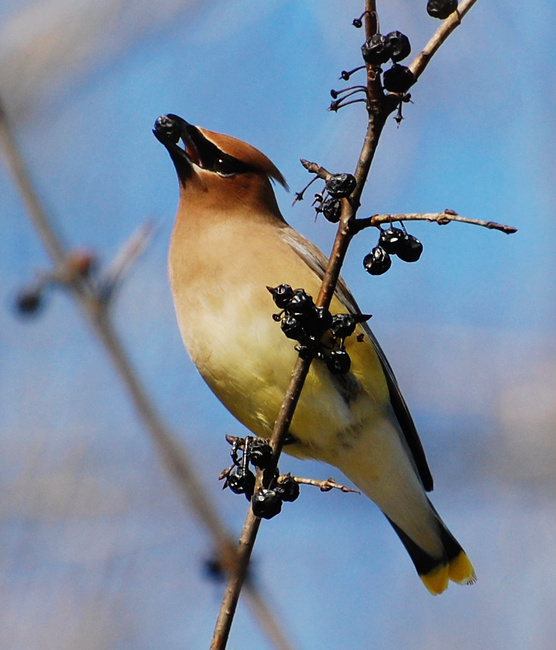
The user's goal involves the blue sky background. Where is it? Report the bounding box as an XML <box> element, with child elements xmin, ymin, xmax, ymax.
<box><xmin>1</xmin><ymin>0</ymin><xmax>556</xmax><ymax>648</ymax></box>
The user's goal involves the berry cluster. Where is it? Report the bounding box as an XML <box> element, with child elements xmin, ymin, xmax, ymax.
<box><xmin>221</xmin><ymin>436</ymin><xmax>300</xmax><ymax>519</ymax></box>
<box><xmin>363</xmin><ymin>225</ymin><xmax>423</xmax><ymax>276</ymax></box>
<box><xmin>268</xmin><ymin>284</ymin><xmax>369</xmax><ymax>375</ymax></box>
<box><xmin>315</xmin><ymin>173</ymin><xmax>357</xmax><ymax>223</ymax></box>
<box><xmin>350</xmin><ymin>2</ymin><xmax>458</xmax><ymax>96</ymax></box>
<box><xmin>357</xmin><ymin>28</ymin><xmax>415</xmax><ymax>94</ymax></box>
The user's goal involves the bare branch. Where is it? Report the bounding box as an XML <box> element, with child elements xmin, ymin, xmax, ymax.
<box><xmin>279</xmin><ymin>475</ymin><xmax>360</xmax><ymax>494</ymax></box>
<box><xmin>354</xmin><ymin>210</ymin><xmax>517</xmax><ymax>235</ymax></box>
<box><xmin>300</xmin><ymin>159</ymin><xmax>333</xmax><ymax>181</ymax></box>
<box><xmin>99</xmin><ymin>220</ymin><xmax>158</xmax><ymax>303</ymax></box>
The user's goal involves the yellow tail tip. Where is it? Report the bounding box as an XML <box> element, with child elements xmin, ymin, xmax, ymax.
<box><xmin>421</xmin><ymin>565</ymin><xmax>449</xmax><ymax>596</ymax></box>
<box><xmin>449</xmin><ymin>551</ymin><xmax>477</xmax><ymax>585</ymax></box>
<box><xmin>420</xmin><ymin>552</ymin><xmax>476</xmax><ymax>595</ymax></box>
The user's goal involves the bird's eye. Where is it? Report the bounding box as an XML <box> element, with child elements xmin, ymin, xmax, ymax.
<box><xmin>214</xmin><ymin>157</ymin><xmax>237</xmax><ymax>178</ymax></box>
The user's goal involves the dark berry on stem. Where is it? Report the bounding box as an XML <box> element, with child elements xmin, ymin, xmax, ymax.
<box><xmin>383</xmin><ymin>65</ymin><xmax>415</xmax><ymax>93</ymax></box>
<box><xmin>296</xmin><ymin>345</ymin><xmax>314</xmax><ymax>361</ymax></box>
<box><xmin>304</xmin><ymin>306</ymin><xmax>333</xmax><ymax>339</ymax></box>
<box><xmin>285</xmin><ymin>289</ymin><xmax>315</xmax><ymax>317</ymax></box>
<box><xmin>427</xmin><ymin>0</ymin><xmax>458</xmax><ymax>19</ymax></box>
<box><xmin>275</xmin><ymin>476</ymin><xmax>300</xmax><ymax>502</ymax></box>
<box><xmin>326</xmin><ymin>349</ymin><xmax>352</xmax><ymax>375</ymax></box>
<box><xmin>268</xmin><ymin>284</ymin><xmax>294</xmax><ymax>309</ymax></box>
<box><xmin>322</xmin><ymin>197</ymin><xmax>342</xmax><ymax>223</ymax></box>
<box><xmin>379</xmin><ymin>226</ymin><xmax>405</xmax><ymax>254</ymax></box>
<box><xmin>384</xmin><ymin>31</ymin><xmax>411</xmax><ymax>63</ymax></box>
<box><xmin>361</xmin><ymin>34</ymin><xmax>391</xmax><ymax>66</ymax></box>
<box><xmin>227</xmin><ymin>468</ymin><xmax>256</xmax><ymax>499</ymax></box>
<box><xmin>352</xmin><ymin>17</ymin><xmax>362</xmax><ymax>28</ymax></box>
<box><xmin>326</xmin><ymin>173</ymin><xmax>357</xmax><ymax>198</ymax></box>
<box><xmin>396</xmin><ymin>234</ymin><xmax>423</xmax><ymax>262</ymax></box>
<box><xmin>281</xmin><ymin>314</ymin><xmax>306</xmax><ymax>341</ymax></box>
<box><xmin>330</xmin><ymin>313</ymin><xmax>357</xmax><ymax>339</ymax></box>
<box><xmin>249</xmin><ymin>440</ymin><xmax>273</xmax><ymax>469</ymax></box>
<box><xmin>252</xmin><ymin>489</ymin><xmax>283</xmax><ymax>519</ymax></box>
<box><xmin>15</xmin><ymin>289</ymin><xmax>42</xmax><ymax>316</ymax></box>
<box><xmin>363</xmin><ymin>246</ymin><xmax>392</xmax><ymax>275</ymax></box>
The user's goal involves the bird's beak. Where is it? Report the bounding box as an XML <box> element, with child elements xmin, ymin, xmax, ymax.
<box><xmin>153</xmin><ymin>114</ymin><xmax>204</xmax><ymax>169</ymax></box>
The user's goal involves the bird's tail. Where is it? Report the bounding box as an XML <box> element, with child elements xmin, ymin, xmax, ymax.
<box><xmin>386</xmin><ymin>505</ymin><xmax>476</xmax><ymax>595</ymax></box>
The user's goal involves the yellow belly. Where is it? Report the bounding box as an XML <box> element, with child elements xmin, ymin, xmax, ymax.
<box><xmin>169</xmin><ymin>219</ymin><xmax>390</xmax><ymax>461</ymax></box>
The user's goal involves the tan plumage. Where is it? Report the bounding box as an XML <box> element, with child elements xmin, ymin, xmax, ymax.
<box><xmin>154</xmin><ymin>114</ymin><xmax>476</xmax><ymax>594</ymax></box>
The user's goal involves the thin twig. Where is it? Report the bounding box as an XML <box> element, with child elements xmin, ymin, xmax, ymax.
<box><xmin>329</xmin><ymin>98</ymin><xmax>368</xmax><ymax>112</ymax></box>
<box><xmin>279</xmin><ymin>475</ymin><xmax>360</xmax><ymax>494</ymax></box>
<box><xmin>99</xmin><ymin>220</ymin><xmax>158</xmax><ymax>301</ymax></box>
<box><xmin>299</xmin><ymin>159</ymin><xmax>332</xmax><ymax>181</ymax></box>
<box><xmin>353</xmin><ymin>210</ymin><xmax>517</xmax><ymax>235</ymax></box>
<box><xmin>0</xmin><ymin>100</ymin><xmax>294</xmax><ymax>650</ymax></box>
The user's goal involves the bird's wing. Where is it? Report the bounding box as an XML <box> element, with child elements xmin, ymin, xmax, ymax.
<box><xmin>279</xmin><ymin>226</ymin><xmax>434</xmax><ymax>492</ymax></box>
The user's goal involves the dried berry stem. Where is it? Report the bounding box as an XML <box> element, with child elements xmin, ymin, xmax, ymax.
<box><xmin>354</xmin><ymin>210</ymin><xmax>517</xmax><ymax>235</ymax></box>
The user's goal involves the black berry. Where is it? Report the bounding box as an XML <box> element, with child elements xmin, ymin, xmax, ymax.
<box><xmin>330</xmin><ymin>313</ymin><xmax>357</xmax><ymax>339</ymax></box>
<box><xmin>379</xmin><ymin>226</ymin><xmax>405</xmax><ymax>254</ymax></box>
<box><xmin>384</xmin><ymin>31</ymin><xmax>411</xmax><ymax>63</ymax></box>
<box><xmin>268</xmin><ymin>284</ymin><xmax>294</xmax><ymax>309</ymax></box>
<box><xmin>281</xmin><ymin>314</ymin><xmax>306</xmax><ymax>341</ymax></box>
<box><xmin>383</xmin><ymin>65</ymin><xmax>415</xmax><ymax>93</ymax></box>
<box><xmin>363</xmin><ymin>246</ymin><xmax>392</xmax><ymax>275</ymax></box>
<box><xmin>326</xmin><ymin>349</ymin><xmax>352</xmax><ymax>375</ymax></box>
<box><xmin>227</xmin><ymin>468</ymin><xmax>256</xmax><ymax>499</ymax></box>
<box><xmin>322</xmin><ymin>197</ymin><xmax>342</xmax><ymax>223</ymax></box>
<box><xmin>326</xmin><ymin>173</ymin><xmax>357</xmax><ymax>198</ymax></box>
<box><xmin>285</xmin><ymin>289</ymin><xmax>315</xmax><ymax>317</ymax></box>
<box><xmin>15</xmin><ymin>289</ymin><xmax>42</xmax><ymax>316</ymax></box>
<box><xmin>249</xmin><ymin>440</ymin><xmax>273</xmax><ymax>469</ymax></box>
<box><xmin>361</xmin><ymin>34</ymin><xmax>391</xmax><ymax>66</ymax></box>
<box><xmin>154</xmin><ymin>115</ymin><xmax>181</xmax><ymax>144</ymax></box>
<box><xmin>252</xmin><ymin>489</ymin><xmax>283</xmax><ymax>519</ymax></box>
<box><xmin>427</xmin><ymin>0</ymin><xmax>458</xmax><ymax>19</ymax></box>
<box><xmin>352</xmin><ymin>17</ymin><xmax>363</xmax><ymax>28</ymax></box>
<box><xmin>275</xmin><ymin>476</ymin><xmax>300</xmax><ymax>502</ymax></box>
<box><xmin>304</xmin><ymin>306</ymin><xmax>333</xmax><ymax>339</ymax></box>
<box><xmin>396</xmin><ymin>234</ymin><xmax>423</xmax><ymax>262</ymax></box>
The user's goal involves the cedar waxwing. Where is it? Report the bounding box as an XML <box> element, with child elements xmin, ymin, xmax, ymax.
<box><xmin>153</xmin><ymin>113</ymin><xmax>476</xmax><ymax>595</ymax></box>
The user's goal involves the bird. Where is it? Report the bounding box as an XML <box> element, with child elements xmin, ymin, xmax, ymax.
<box><xmin>153</xmin><ymin>113</ymin><xmax>476</xmax><ymax>595</ymax></box>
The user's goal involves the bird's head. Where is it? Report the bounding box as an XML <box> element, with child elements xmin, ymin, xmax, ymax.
<box><xmin>153</xmin><ymin>114</ymin><xmax>288</xmax><ymax>218</ymax></box>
